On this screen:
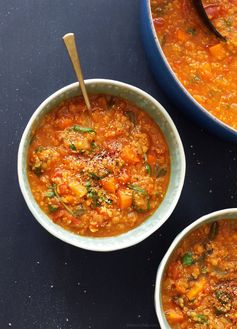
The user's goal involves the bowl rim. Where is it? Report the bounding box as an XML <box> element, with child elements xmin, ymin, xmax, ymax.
<box><xmin>154</xmin><ymin>208</ymin><xmax>237</xmax><ymax>328</ymax></box>
<box><xmin>18</xmin><ymin>78</ymin><xmax>186</xmax><ymax>252</ymax></box>
<box><xmin>144</xmin><ymin>0</ymin><xmax>237</xmax><ymax>137</ymax></box>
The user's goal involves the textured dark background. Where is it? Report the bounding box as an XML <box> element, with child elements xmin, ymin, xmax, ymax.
<box><xmin>0</xmin><ymin>0</ymin><xmax>236</xmax><ymax>328</ymax></box>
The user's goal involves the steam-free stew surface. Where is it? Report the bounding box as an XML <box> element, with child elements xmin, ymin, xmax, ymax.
<box><xmin>28</xmin><ymin>95</ymin><xmax>170</xmax><ymax>237</ymax></box>
<box><xmin>162</xmin><ymin>219</ymin><xmax>237</xmax><ymax>328</ymax></box>
<box><xmin>151</xmin><ymin>0</ymin><xmax>237</xmax><ymax>129</ymax></box>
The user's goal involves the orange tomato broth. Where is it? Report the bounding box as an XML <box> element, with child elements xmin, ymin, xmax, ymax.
<box><xmin>27</xmin><ymin>94</ymin><xmax>170</xmax><ymax>237</ymax></box>
<box><xmin>151</xmin><ymin>0</ymin><xmax>237</xmax><ymax>130</ymax></box>
<box><xmin>162</xmin><ymin>219</ymin><xmax>237</xmax><ymax>328</ymax></box>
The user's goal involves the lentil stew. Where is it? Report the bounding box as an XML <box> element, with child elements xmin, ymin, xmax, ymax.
<box><xmin>162</xmin><ymin>219</ymin><xmax>237</xmax><ymax>328</ymax></box>
<box><xmin>151</xmin><ymin>0</ymin><xmax>237</xmax><ymax>130</ymax></box>
<box><xmin>27</xmin><ymin>94</ymin><xmax>170</xmax><ymax>237</ymax></box>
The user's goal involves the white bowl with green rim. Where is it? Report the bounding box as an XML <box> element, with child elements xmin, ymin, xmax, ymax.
<box><xmin>155</xmin><ymin>208</ymin><xmax>237</xmax><ymax>328</ymax></box>
<box><xmin>18</xmin><ymin>79</ymin><xmax>186</xmax><ymax>252</ymax></box>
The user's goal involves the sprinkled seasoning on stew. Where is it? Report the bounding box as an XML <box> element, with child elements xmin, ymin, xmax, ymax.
<box><xmin>151</xmin><ymin>0</ymin><xmax>237</xmax><ymax>129</ymax></box>
<box><xmin>27</xmin><ymin>94</ymin><xmax>170</xmax><ymax>237</ymax></box>
<box><xmin>162</xmin><ymin>219</ymin><xmax>237</xmax><ymax>328</ymax></box>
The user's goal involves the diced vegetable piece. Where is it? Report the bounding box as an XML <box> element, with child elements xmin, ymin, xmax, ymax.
<box><xmin>106</xmin><ymin>96</ymin><xmax>116</xmax><ymax>108</ymax></box>
<box><xmin>91</xmin><ymin>141</ymin><xmax>98</xmax><ymax>150</ymax></box>
<box><xmin>32</xmin><ymin>165</ymin><xmax>42</xmax><ymax>176</ymax></box>
<box><xmin>209</xmin><ymin>43</ymin><xmax>227</xmax><ymax>60</ymax></box>
<box><xmin>74</xmin><ymin>138</ymin><xmax>91</xmax><ymax>151</ymax></box>
<box><xmin>73</xmin><ymin>206</ymin><xmax>86</xmax><ymax>217</ymax></box>
<box><xmin>72</xmin><ymin>125</ymin><xmax>95</xmax><ymax>133</ymax></box>
<box><xmin>45</xmin><ymin>187</ymin><xmax>56</xmax><ymax>198</ymax></box>
<box><xmin>186</xmin><ymin>27</ymin><xmax>197</xmax><ymax>36</ymax></box>
<box><xmin>208</xmin><ymin>221</ymin><xmax>218</xmax><ymax>240</ymax></box>
<box><xmin>165</xmin><ymin>309</ymin><xmax>184</xmax><ymax>324</ymax></box>
<box><xmin>89</xmin><ymin>169</ymin><xmax>110</xmax><ymax>181</ymax></box>
<box><xmin>101</xmin><ymin>194</ymin><xmax>113</xmax><ymax>205</ymax></box>
<box><xmin>121</xmin><ymin>146</ymin><xmax>140</xmax><ymax>164</ymax></box>
<box><xmin>85</xmin><ymin>181</ymin><xmax>91</xmax><ymax>189</ymax></box>
<box><xmin>214</xmin><ymin>290</ymin><xmax>232</xmax><ymax>314</ymax></box>
<box><xmin>128</xmin><ymin>185</ymin><xmax>150</xmax><ymax>212</ymax></box>
<box><xmin>69</xmin><ymin>143</ymin><xmax>77</xmax><ymax>151</ymax></box>
<box><xmin>96</xmin><ymin>96</ymin><xmax>108</xmax><ymax>109</ymax></box>
<box><xmin>195</xmin><ymin>314</ymin><xmax>208</xmax><ymax>324</ymax></box>
<box><xmin>177</xmin><ymin>29</ymin><xmax>188</xmax><ymax>41</ymax></box>
<box><xmin>48</xmin><ymin>204</ymin><xmax>59</xmax><ymax>213</ymax></box>
<box><xmin>87</xmin><ymin>189</ymin><xmax>101</xmax><ymax>208</ymax></box>
<box><xmin>101</xmin><ymin>177</ymin><xmax>117</xmax><ymax>193</ymax></box>
<box><xmin>153</xmin><ymin>17</ymin><xmax>165</xmax><ymax>28</ymax></box>
<box><xmin>132</xmin><ymin>191</ymin><xmax>150</xmax><ymax>212</ymax></box>
<box><xmin>154</xmin><ymin>164</ymin><xmax>167</xmax><ymax>178</ymax></box>
<box><xmin>89</xmin><ymin>172</ymin><xmax>101</xmax><ymax>181</ymax></box>
<box><xmin>147</xmin><ymin>153</ymin><xmax>156</xmax><ymax>165</ymax></box>
<box><xmin>69</xmin><ymin>182</ymin><xmax>87</xmax><ymax>198</ymax></box>
<box><xmin>186</xmin><ymin>277</ymin><xmax>206</xmax><ymax>300</ymax></box>
<box><xmin>118</xmin><ymin>189</ymin><xmax>133</xmax><ymax>209</ymax></box>
<box><xmin>58</xmin><ymin>183</ymin><xmax>70</xmax><ymax>196</ymax></box>
<box><xmin>125</xmin><ymin>111</ymin><xmax>136</xmax><ymax>124</ymax></box>
<box><xmin>182</xmin><ymin>252</ymin><xmax>194</xmax><ymax>266</ymax></box>
<box><xmin>188</xmin><ymin>313</ymin><xmax>209</xmax><ymax>324</ymax></box>
<box><xmin>175</xmin><ymin>279</ymin><xmax>187</xmax><ymax>294</ymax></box>
<box><xmin>57</xmin><ymin>117</ymin><xmax>73</xmax><ymax>130</ymax></box>
<box><xmin>145</xmin><ymin>162</ymin><xmax>151</xmax><ymax>175</ymax></box>
<box><xmin>127</xmin><ymin>184</ymin><xmax>147</xmax><ymax>194</ymax></box>
<box><xmin>204</xmin><ymin>4</ymin><xmax>221</xmax><ymax>19</ymax></box>
<box><xmin>199</xmin><ymin>62</ymin><xmax>212</xmax><ymax>80</ymax></box>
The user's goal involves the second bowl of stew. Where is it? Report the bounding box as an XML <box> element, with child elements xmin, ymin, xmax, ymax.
<box><xmin>18</xmin><ymin>79</ymin><xmax>185</xmax><ymax>251</ymax></box>
<box><xmin>155</xmin><ymin>208</ymin><xmax>237</xmax><ymax>328</ymax></box>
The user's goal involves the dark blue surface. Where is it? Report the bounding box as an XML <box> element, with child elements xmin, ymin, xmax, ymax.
<box><xmin>141</xmin><ymin>0</ymin><xmax>237</xmax><ymax>143</ymax></box>
<box><xmin>0</xmin><ymin>1</ymin><xmax>236</xmax><ymax>328</ymax></box>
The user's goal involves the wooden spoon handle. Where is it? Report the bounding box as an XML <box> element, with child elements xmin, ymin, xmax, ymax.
<box><xmin>63</xmin><ymin>33</ymin><xmax>91</xmax><ymax>110</ymax></box>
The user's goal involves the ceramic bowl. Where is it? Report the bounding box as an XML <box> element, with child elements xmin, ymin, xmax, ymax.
<box><xmin>141</xmin><ymin>0</ymin><xmax>237</xmax><ymax>142</ymax></box>
<box><xmin>155</xmin><ymin>208</ymin><xmax>237</xmax><ymax>328</ymax></box>
<box><xmin>18</xmin><ymin>79</ymin><xmax>185</xmax><ymax>251</ymax></box>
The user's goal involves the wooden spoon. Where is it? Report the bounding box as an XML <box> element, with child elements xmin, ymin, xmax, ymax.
<box><xmin>193</xmin><ymin>0</ymin><xmax>226</xmax><ymax>41</ymax></box>
<box><xmin>63</xmin><ymin>33</ymin><xmax>91</xmax><ymax>110</ymax></box>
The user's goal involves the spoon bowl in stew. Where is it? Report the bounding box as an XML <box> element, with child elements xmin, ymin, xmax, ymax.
<box><xmin>193</xmin><ymin>0</ymin><xmax>226</xmax><ymax>41</ymax></box>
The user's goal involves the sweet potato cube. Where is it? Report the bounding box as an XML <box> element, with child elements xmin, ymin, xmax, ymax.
<box><xmin>186</xmin><ymin>277</ymin><xmax>206</xmax><ymax>300</ymax></box>
<box><xmin>69</xmin><ymin>182</ymin><xmax>87</xmax><ymax>198</ymax></box>
<box><xmin>209</xmin><ymin>43</ymin><xmax>227</xmax><ymax>60</ymax></box>
<box><xmin>101</xmin><ymin>177</ymin><xmax>117</xmax><ymax>193</ymax></box>
<box><xmin>118</xmin><ymin>189</ymin><xmax>133</xmax><ymax>209</ymax></box>
<box><xmin>166</xmin><ymin>309</ymin><xmax>184</xmax><ymax>324</ymax></box>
